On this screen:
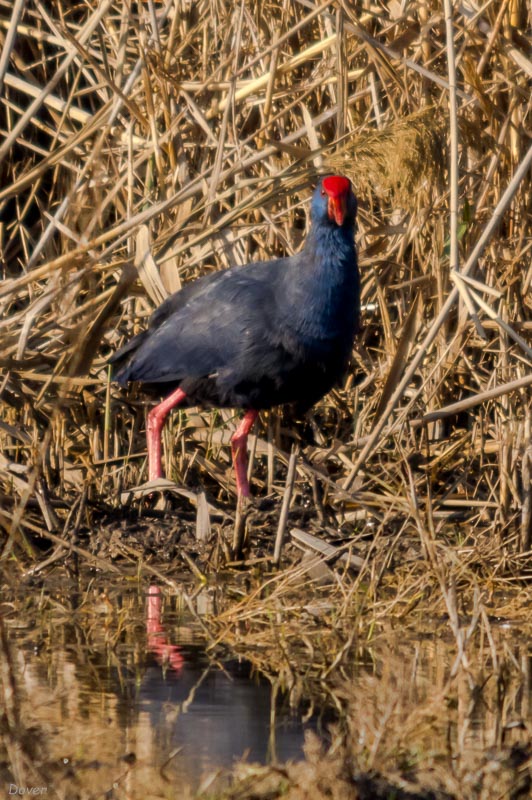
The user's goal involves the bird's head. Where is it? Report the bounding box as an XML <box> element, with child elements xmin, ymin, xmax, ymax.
<box><xmin>312</xmin><ymin>175</ymin><xmax>357</xmax><ymax>228</ymax></box>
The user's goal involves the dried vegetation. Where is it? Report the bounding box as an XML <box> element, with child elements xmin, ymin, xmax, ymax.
<box><xmin>0</xmin><ymin>0</ymin><xmax>531</xmax><ymax>797</ymax></box>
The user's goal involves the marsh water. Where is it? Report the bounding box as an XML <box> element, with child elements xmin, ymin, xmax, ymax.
<box><xmin>2</xmin><ymin>575</ymin><xmax>532</xmax><ymax>799</ymax></box>
<box><xmin>2</xmin><ymin>577</ymin><xmax>319</xmax><ymax>797</ymax></box>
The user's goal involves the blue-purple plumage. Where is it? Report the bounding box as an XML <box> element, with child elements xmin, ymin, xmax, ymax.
<box><xmin>111</xmin><ymin>176</ymin><xmax>360</xmax><ymax>413</ymax></box>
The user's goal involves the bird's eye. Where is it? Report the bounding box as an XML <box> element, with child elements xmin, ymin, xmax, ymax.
<box><xmin>320</xmin><ymin>189</ymin><xmax>326</xmax><ymax>197</ymax></box>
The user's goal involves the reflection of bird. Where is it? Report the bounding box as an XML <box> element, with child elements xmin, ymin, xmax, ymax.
<box><xmin>111</xmin><ymin>175</ymin><xmax>359</xmax><ymax>499</ymax></box>
<box><xmin>146</xmin><ymin>585</ymin><xmax>184</xmax><ymax>674</ymax></box>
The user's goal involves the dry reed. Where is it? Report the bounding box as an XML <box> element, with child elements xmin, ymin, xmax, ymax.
<box><xmin>0</xmin><ymin>1</ymin><xmax>531</xmax><ymax>795</ymax></box>
<box><xmin>0</xmin><ymin>0</ymin><xmax>529</xmax><ymax>558</ymax></box>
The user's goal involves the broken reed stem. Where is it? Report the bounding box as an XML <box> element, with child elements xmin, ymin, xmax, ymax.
<box><xmin>463</xmin><ymin>284</ymin><xmax>532</xmax><ymax>361</ymax></box>
<box><xmin>0</xmin><ymin>0</ymin><xmax>27</xmax><ymax>96</ymax></box>
<box><xmin>232</xmin><ymin>500</ymin><xmax>249</xmax><ymax>559</ymax></box>
<box><xmin>421</xmin><ymin>373</ymin><xmax>532</xmax><ymax>423</ymax></box>
<box><xmin>444</xmin><ymin>0</ymin><xmax>459</xmax><ymax>275</ymax></box>
<box><xmin>273</xmin><ymin>445</ymin><xmax>299</xmax><ymax>566</ymax></box>
<box><xmin>522</xmin><ymin>411</ymin><xmax>532</xmax><ymax>553</ymax></box>
<box><xmin>103</xmin><ymin>366</ymin><xmax>112</xmax><ymax>466</ymax></box>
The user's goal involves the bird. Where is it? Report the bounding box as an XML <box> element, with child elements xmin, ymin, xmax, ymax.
<box><xmin>110</xmin><ymin>175</ymin><xmax>359</xmax><ymax>500</ymax></box>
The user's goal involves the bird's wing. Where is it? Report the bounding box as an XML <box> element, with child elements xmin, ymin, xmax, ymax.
<box><xmin>115</xmin><ymin>261</ymin><xmax>284</xmax><ymax>386</ymax></box>
<box><xmin>147</xmin><ymin>269</ymin><xmax>226</xmax><ymax>330</ymax></box>
<box><xmin>111</xmin><ymin>264</ymin><xmax>259</xmax><ymax>379</ymax></box>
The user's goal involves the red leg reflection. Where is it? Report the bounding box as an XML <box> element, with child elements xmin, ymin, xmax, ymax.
<box><xmin>146</xmin><ymin>584</ymin><xmax>184</xmax><ymax>674</ymax></box>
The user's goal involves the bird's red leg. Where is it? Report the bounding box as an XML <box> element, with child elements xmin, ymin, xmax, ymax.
<box><xmin>231</xmin><ymin>410</ymin><xmax>258</xmax><ymax>498</ymax></box>
<box><xmin>146</xmin><ymin>387</ymin><xmax>187</xmax><ymax>481</ymax></box>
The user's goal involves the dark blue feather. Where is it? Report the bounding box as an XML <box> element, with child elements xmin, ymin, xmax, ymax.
<box><xmin>110</xmin><ymin>177</ymin><xmax>360</xmax><ymax>412</ymax></box>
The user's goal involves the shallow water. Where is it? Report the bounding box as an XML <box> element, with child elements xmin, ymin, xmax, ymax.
<box><xmin>16</xmin><ymin>646</ymin><xmax>310</xmax><ymax>791</ymax></box>
<box><xmin>2</xmin><ymin>575</ymin><xmax>531</xmax><ymax>799</ymax></box>
<box><xmin>2</xmin><ymin>578</ymin><xmax>316</xmax><ymax>797</ymax></box>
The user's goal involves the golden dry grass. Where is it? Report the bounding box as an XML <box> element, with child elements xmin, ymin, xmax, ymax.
<box><xmin>0</xmin><ymin>0</ymin><xmax>530</xmax><ymax>554</ymax></box>
<box><xmin>0</xmin><ymin>0</ymin><xmax>531</xmax><ymax>796</ymax></box>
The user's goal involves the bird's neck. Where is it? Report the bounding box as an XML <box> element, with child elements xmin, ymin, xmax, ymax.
<box><xmin>302</xmin><ymin>221</ymin><xmax>357</xmax><ymax>291</ymax></box>
<box><xmin>281</xmin><ymin>221</ymin><xmax>359</xmax><ymax>337</ymax></box>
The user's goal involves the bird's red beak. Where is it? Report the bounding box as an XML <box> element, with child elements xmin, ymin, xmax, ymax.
<box><xmin>327</xmin><ymin>195</ymin><xmax>347</xmax><ymax>226</ymax></box>
<box><xmin>322</xmin><ymin>175</ymin><xmax>351</xmax><ymax>226</ymax></box>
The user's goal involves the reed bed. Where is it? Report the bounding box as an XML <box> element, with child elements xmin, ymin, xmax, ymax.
<box><xmin>0</xmin><ymin>0</ymin><xmax>531</xmax><ymax>795</ymax></box>
<box><xmin>1</xmin><ymin>0</ymin><xmax>530</xmax><ymax>560</ymax></box>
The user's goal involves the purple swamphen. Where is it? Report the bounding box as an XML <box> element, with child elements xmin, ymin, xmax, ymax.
<box><xmin>111</xmin><ymin>175</ymin><xmax>359</xmax><ymax>498</ymax></box>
